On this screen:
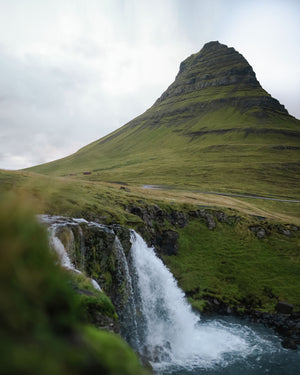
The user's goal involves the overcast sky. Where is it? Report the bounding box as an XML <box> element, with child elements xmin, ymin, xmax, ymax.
<box><xmin>0</xmin><ymin>0</ymin><xmax>299</xmax><ymax>170</ymax></box>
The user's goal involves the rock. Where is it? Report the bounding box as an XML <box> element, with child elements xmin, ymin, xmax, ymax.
<box><xmin>197</xmin><ymin>210</ymin><xmax>216</xmax><ymax>230</ymax></box>
<box><xmin>256</xmin><ymin>228</ymin><xmax>266</xmax><ymax>239</ymax></box>
<box><xmin>206</xmin><ymin>214</ymin><xmax>216</xmax><ymax>230</ymax></box>
<box><xmin>276</xmin><ymin>301</ymin><xmax>294</xmax><ymax>314</ymax></box>
<box><xmin>127</xmin><ymin>204</ymin><xmax>188</xmax><ymax>229</ymax></box>
<box><xmin>120</xmin><ymin>186</ymin><xmax>131</xmax><ymax>192</ymax></box>
<box><xmin>155</xmin><ymin>230</ymin><xmax>179</xmax><ymax>256</ymax></box>
<box><xmin>74</xmin><ymin>287</ymin><xmax>95</xmax><ymax>297</ymax></box>
<box><xmin>226</xmin><ymin>306</ymin><xmax>232</xmax><ymax>314</ymax></box>
<box><xmin>250</xmin><ymin>226</ymin><xmax>267</xmax><ymax>239</ymax></box>
<box><xmin>112</xmin><ymin>225</ymin><xmax>132</xmax><ymax>256</ymax></box>
<box><xmin>213</xmin><ymin>210</ymin><xmax>227</xmax><ymax>223</ymax></box>
<box><xmin>86</xmin><ymin>309</ymin><xmax>119</xmax><ymax>334</ymax></box>
<box><xmin>281</xmin><ymin>338</ymin><xmax>298</xmax><ymax>350</ymax></box>
<box><xmin>170</xmin><ymin>210</ymin><xmax>188</xmax><ymax>228</ymax></box>
<box><xmin>281</xmin><ymin>229</ymin><xmax>291</xmax><ymax>237</ymax></box>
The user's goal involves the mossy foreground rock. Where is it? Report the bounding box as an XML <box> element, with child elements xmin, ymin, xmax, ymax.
<box><xmin>50</xmin><ymin>217</ymin><xmax>135</xmax><ymax>336</ymax></box>
<box><xmin>0</xmin><ymin>194</ymin><xmax>148</xmax><ymax>375</ymax></box>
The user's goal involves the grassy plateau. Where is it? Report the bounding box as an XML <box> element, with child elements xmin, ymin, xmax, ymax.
<box><xmin>0</xmin><ymin>169</ymin><xmax>299</xmax><ymax>315</ymax></box>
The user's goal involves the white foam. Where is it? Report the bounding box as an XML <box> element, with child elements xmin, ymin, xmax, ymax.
<box><xmin>130</xmin><ymin>231</ymin><xmax>278</xmax><ymax>372</ymax></box>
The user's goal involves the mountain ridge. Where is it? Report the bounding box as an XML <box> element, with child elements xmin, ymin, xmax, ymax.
<box><xmin>27</xmin><ymin>41</ymin><xmax>300</xmax><ymax>198</ymax></box>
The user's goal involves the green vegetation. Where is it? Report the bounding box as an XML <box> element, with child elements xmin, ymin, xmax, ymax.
<box><xmin>163</xmin><ymin>217</ymin><xmax>300</xmax><ymax>313</ymax></box>
<box><xmin>25</xmin><ymin>106</ymin><xmax>300</xmax><ymax>200</ymax></box>
<box><xmin>0</xmin><ymin>193</ymin><xmax>148</xmax><ymax>375</ymax></box>
<box><xmin>0</xmin><ymin>170</ymin><xmax>144</xmax><ymax>225</ymax></box>
<box><xmin>1</xmin><ymin>169</ymin><xmax>299</xmax><ymax>225</ymax></box>
<box><xmin>70</xmin><ymin>272</ymin><xmax>117</xmax><ymax>320</ymax></box>
<box><xmin>25</xmin><ymin>44</ymin><xmax>300</xmax><ymax>200</ymax></box>
<box><xmin>1</xmin><ymin>41</ymin><xmax>299</xmax><ymax>371</ymax></box>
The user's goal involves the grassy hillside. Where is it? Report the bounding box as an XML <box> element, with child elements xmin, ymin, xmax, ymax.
<box><xmin>1</xmin><ymin>169</ymin><xmax>299</xmax><ymax>225</ymax></box>
<box><xmin>0</xmin><ymin>169</ymin><xmax>299</xmax><ymax>314</ymax></box>
<box><xmin>164</xmin><ymin>217</ymin><xmax>300</xmax><ymax>313</ymax></box>
<box><xmin>26</xmin><ymin>42</ymin><xmax>300</xmax><ymax>199</ymax></box>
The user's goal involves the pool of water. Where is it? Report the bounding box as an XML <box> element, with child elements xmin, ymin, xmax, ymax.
<box><xmin>155</xmin><ymin>316</ymin><xmax>299</xmax><ymax>375</ymax></box>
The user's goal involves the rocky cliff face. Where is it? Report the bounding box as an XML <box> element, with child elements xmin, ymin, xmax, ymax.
<box><xmin>44</xmin><ymin>217</ymin><xmax>133</xmax><ymax>336</ymax></box>
<box><xmin>159</xmin><ymin>41</ymin><xmax>261</xmax><ymax>98</ymax></box>
<box><xmin>44</xmin><ymin>211</ymin><xmax>300</xmax><ymax>350</ymax></box>
<box><xmin>153</xmin><ymin>41</ymin><xmax>288</xmax><ymax>121</ymax></box>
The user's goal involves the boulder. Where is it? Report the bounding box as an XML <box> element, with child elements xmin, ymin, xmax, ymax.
<box><xmin>155</xmin><ymin>230</ymin><xmax>179</xmax><ymax>256</ymax></box>
<box><xmin>281</xmin><ymin>338</ymin><xmax>298</xmax><ymax>350</ymax></box>
<box><xmin>250</xmin><ymin>226</ymin><xmax>267</xmax><ymax>239</ymax></box>
<box><xmin>276</xmin><ymin>301</ymin><xmax>294</xmax><ymax>314</ymax></box>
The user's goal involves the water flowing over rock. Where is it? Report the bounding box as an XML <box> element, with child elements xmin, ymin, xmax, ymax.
<box><xmin>127</xmin><ymin>232</ymin><xmax>286</xmax><ymax>372</ymax></box>
<box><xmin>39</xmin><ymin>215</ymin><xmax>298</xmax><ymax>373</ymax></box>
<box><xmin>38</xmin><ymin>215</ymin><xmax>133</xmax><ymax>320</ymax></box>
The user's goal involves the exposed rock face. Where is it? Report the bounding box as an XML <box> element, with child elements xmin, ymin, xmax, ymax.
<box><xmin>158</xmin><ymin>41</ymin><xmax>260</xmax><ymax>99</ymax></box>
<box><xmin>45</xmin><ymin>213</ymin><xmax>300</xmax><ymax>350</ymax></box>
<box><xmin>276</xmin><ymin>301</ymin><xmax>294</xmax><ymax>314</ymax></box>
<box><xmin>155</xmin><ymin>230</ymin><xmax>179</xmax><ymax>256</ymax></box>
<box><xmin>248</xmin><ymin>310</ymin><xmax>300</xmax><ymax>350</ymax></box>
<box><xmin>47</xmin><ymin>218</ymin><xmax>133</xmax><ymax>335</ymax></box>
<box><xmin>155</xmin><ymin>41</ymin><xmax>288</xmax><ymax>118</ymax></box>
<box><xmin>126</xmin><ymin>204</ymin><xmax>239</xmax><ymax>256</ymax></box>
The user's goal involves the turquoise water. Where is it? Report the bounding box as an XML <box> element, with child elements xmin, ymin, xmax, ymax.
<box><xmin>129</xmin><ymin>232</ymin><xmax>299</xmax><ymax>375</ymax></box>
<box><xmin>156</xmin><ymin>316</ymin><xmax>299</xmax><ymax>375</ymax></box>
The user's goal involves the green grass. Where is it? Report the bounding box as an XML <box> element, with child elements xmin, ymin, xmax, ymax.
<box><xmin>0</xmin><ymin>170</ymin><xmax>144</xmax><ymax>225</ymax></box>
<box><xmin>24</xmin><ymin>42</ymin><xmax>300</xmax><ymax>199</ymax></box>
<box><xmin>1</xmin><ymin>168</ymin><xmax>299</xmax><ymax>224</ymax></box>
<box><xmin>0</xmin><ymin>169</ymin><xmax>299</xmax><ymax>316</ymax></box>
<box><xmin>163</xmin><ymin>218</ymin><xmax>300</xmax><ymax>313</ymax></box>
<box><xmin>0</xmin><ymin>193</ymin><xmax>148</xmax><ymax>375</ymax></box>
<box><xmin>26</xmin><ymin>101</ymin><xmax>300</xmax><ymax>199</ymax></box>
<box><xmin>70</xmin><ymin>272</ymin><xmax>117</xmax><ymax>320</ymax></box>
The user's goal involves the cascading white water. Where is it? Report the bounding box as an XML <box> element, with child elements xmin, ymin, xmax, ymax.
<box><xmin>129</xmin><ymin>231</ymin><xmax>278</xmax><ymax>373</ymax></box>
<box><xmin>37</xmin><ymin>216</ymin><xmax>294</xmax><ymax>373</ymax></box>
<box><xmin>40</xmin><ymin>215</ymin><xmax>102</xmax><ymax>292</ymax></box>
<box><xmin>113</xmin><ymin>237</ymin><xmax>141</xmax><ymax>349</ymax></box>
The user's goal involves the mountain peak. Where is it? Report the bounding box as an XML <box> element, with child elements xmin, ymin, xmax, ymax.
<box><xmin>28</xmin><ymin>41</ymin><xmax>299</xmax><ymax>198</ymax></box>
<box><xmin>158</xmin><ymin>41</ymin><xmax>262</xmax><ymax>104</ymax></box>
<box><xmin>155</xmin><ymin>41</ymin><xmax>288</xmax><ymax>117</ymax></box>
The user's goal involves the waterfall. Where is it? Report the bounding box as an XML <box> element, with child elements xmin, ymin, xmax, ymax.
<box><xmin>38</xmin><ymin>215</ymin><xmax>286</xmax><ymax>373</ymax></box>
<box><xmin>40</xmin><ymin>215</ymin><xmax>102</xmax><ymax>292</ymax></box>
<box><xmin>128</xmin><ymin>231</ymin><xmax>277</xmax><ymax>373</ymax></box>
<box><xmin>113</xmin><ymin>236</ymin><xmax>141</xmax><ymax>349</ymax></box>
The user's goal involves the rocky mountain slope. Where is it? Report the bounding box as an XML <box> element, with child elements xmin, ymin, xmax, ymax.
<box><xmin>27</xmin><ymin>41</ymin><xmax>300</xmax><ymax>198</ymax></box>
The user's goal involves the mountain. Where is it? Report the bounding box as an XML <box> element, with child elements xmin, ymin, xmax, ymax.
<box><xmin>27</xmin><ymin>41</ymin><xmax>300</xmax><ymax>198</ymax></box>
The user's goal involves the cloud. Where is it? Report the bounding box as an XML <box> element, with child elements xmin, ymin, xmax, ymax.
<box><xmin>0</xmin><ymin>0</ymin><xmax>299</xmax><ymax>170</ymax></box>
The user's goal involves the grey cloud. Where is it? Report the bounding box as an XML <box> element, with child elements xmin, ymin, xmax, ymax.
<box><xmin>0</xmin><ymin>0</ymin><xmax>299</xmax><ymax>170</ymax></box>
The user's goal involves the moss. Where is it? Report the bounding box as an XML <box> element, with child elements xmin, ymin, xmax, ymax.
<box><xmin>188</xmin><ymin>298</ymin><xmax>207</xmax><ymax>312</ymax></box>
<box><xmin>103</xmin><ymin>271</ymin><xmax>113</xmax><ymax>290</ymax></box>
<box><xmin>0</xmin><ymin>193</ymin><xmax>148</xmax><ymax>375</ymax></box>
<box><xmin>69</xmin><ymin>273</ymin><xmax>117</xmax><ymax>320</ymax></box>
<box><xmin>83</xmin><ymin>326</ymin><xmax>148</xmax><ymax>375</ymax></box>
<box><xmin>78</xmin><ymin>294</ymin><xmax>117</xmax><ymax>321</ymax></box>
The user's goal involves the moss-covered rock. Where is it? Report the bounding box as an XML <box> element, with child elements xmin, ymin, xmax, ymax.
<box><xmin>0</xmin><ymin>193</ymin><xmax>149</xmax><ymax>375</ymax></box>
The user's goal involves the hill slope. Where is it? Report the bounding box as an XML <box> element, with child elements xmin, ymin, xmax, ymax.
<box><xmin>27</xmin><ymin>41</ymin><xmax>300</xmax><ymax>198</ymax></box>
